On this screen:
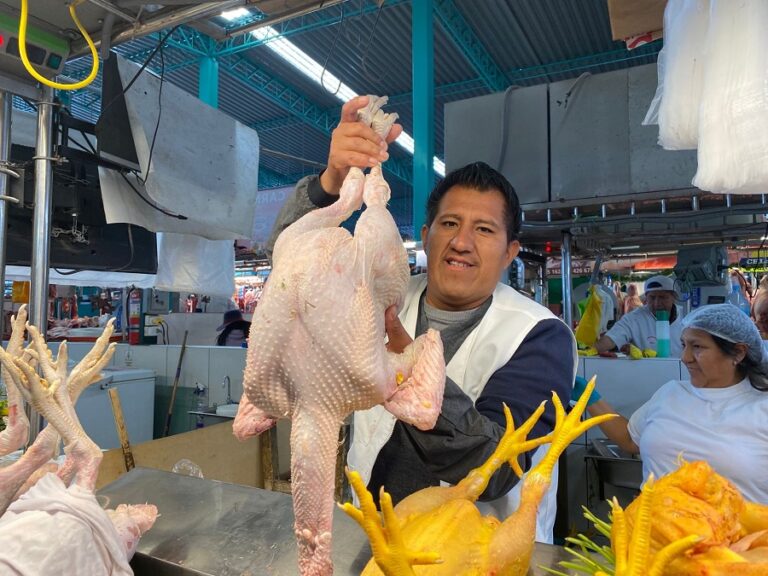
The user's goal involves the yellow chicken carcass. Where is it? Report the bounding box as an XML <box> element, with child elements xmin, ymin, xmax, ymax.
<box><xmin>586</xmin><ymin>460</ymin><xmax>768</xmax><ymax>576</ymax></box>
<box><xmin>624</xmin><ymin>460</ymin><xmax>746</xmax><ymax>555</ymax></box>
<box><xmin>341</xmin><ymin>377</ymin><xmax>616</xmax><ymax>576</ymax></box>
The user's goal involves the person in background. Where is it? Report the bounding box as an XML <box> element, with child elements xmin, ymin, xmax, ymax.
<box><xmin>581</xmin><ymin>304</ymin><xmax>768</xmax><ymax>502</ymax></box>
<box><xmin>216</xmin><ymin>309</ymin><xmax>251</xmax><ymax>347</ymax></box>
<box><xmin>612</xmin><ymin>281</ymin><xmax>624</xmax><ymax>320</ymax></box>
<box><xmin>752</xmin><ymin>275</ymin><xmax>768</xmax><ymax>341</ymax></box>
<box><xmin>622</xmin><ymin>283</ymin><xmax>643</xmax><ymax>315</ymax></box>
<box><xmin>753</xmin><ymin>293</ymin><xmax>768</xmax><ymax>338</ymax></box>
<box><xmin>595</xmin><ymin>275</ymin><xmax>683</xmax><ymax>356</ymax></box>
<box><xmin>267</xmin><ymin>95</ymin><xmax>577</xmax><ymax>543</ymax></box>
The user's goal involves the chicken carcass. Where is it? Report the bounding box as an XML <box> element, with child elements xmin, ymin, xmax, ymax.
<box><xmin>234</xmin><ymin>96</ymin><xmax>446</xmax><ymax>576</ymax></box>
<box><xmin>0</xmin><ymin>314</ymin><xmax>158</xmax><ymax>574</ymax></box>
<box><xmin>342</xmin><ymin>377</ymin><xmax>616</xmax><ymax>576</ymax></box>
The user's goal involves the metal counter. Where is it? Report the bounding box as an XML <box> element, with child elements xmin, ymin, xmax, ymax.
<box><xmin>98</xmin><ymin>468</ymin><xmax>572</xmax><ymax>575</ymax></box>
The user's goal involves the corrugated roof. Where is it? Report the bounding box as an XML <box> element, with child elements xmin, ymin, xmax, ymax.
<box><xmin>57</xmin><ymin>0</ymin><xmax>662</xmax><ymax>232</ymax></box>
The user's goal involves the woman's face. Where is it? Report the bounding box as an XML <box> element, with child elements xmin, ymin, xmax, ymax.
<box><xmin>680</xmin><ymin>328</ymin><xmax>745</xmax><ymax>388</ymax></box>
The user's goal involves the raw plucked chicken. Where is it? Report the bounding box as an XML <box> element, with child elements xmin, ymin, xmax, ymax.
<box><xmin>233</xmin><ymin>95</ymin><xmax>446</xmax><ymax>576</ymax></box>
<box><xmin>342</xmin><ymin>377</ymin><xmax>616</xmax><ymax>576</ymax></box>
<box><xmin>0</xmin><ymin>308</ymin><xmax>157</xmax><ymax>575</ymax></box>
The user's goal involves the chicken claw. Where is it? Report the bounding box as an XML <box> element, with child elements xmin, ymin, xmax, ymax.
<box><xmin>602</xmin><ymin>476</ymin><xmax>701</xmax><ymax>576</ymax></box>
<box><xmin>340</xmin><ymin>469</ymin><xmax>441</xmax><ymax>576</ymax></box>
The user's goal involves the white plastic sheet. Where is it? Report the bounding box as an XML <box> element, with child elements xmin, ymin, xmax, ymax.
<box><xmin>98</xmin><ymin>55</ymin><xmax>260</xmax><ymax>240</ymax></box>
<box><xmin>643</xmin><ymin>0</ymin><xmax>710</xmax><ymax>150</ymax></box>
<box><xmin>0</xmin><ymin>474</ymin><xmax>133</xmax><ymax>576</ymax></box>
<box><xmin>693</xmin><ymin>0</ymin><xmax>768</xmax><ymax>194</ymax></box>
<box><xmin>4</xmin><ymin>265</ymin><xmax>156</xmax><ymax>288</ymax></box>
<box><xmin>154</xmin><ymin>233</ymin><xmax>235</xmax><ymax>297</ymax></box>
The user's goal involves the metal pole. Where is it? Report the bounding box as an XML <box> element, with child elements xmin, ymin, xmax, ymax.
<box><xmin>561</xmin><ymin>231</ymin><xmax>573</xmax><ymax>329</ymax></box>
<box><xmin>0</xmin><ymin>92</ymin><xmax>13</xmax><ymax>315</ymax></box>
<box><xmin>71</xmin><ymin>0</ymin><xmax>244</xmax><ymax>55</ymax></box>
<box><xmin>28</xmin><ymin>86</ymin><xmax>55</xmax><ymax>443</ymax></box>
<box><xmin>224</xmin><ymin>0</ymin><xmax>345</xmax><ymax>37</ymax></box>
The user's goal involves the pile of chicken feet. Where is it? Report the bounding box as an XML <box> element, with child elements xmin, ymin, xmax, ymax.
<box><xmin>0</xmin><ymin>305</ymin><xmax>156</xmax><ymax>575</ymax></box>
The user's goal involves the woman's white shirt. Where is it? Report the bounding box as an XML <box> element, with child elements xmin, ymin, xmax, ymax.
<box><xmin>628</xmin><ymin>378</ymin><xmax>768</xmax><ymax>503</ymax></box>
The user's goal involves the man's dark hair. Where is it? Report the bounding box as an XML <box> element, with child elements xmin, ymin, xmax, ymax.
<box><xmin>424</xmin><ymin>161</ymin><xmax>521</xmax><ymax>242</ymax></box>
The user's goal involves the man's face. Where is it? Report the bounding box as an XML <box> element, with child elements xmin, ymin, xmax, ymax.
<box><xmin>421</xmin><ymin>185</ymin><xmax>518</xmax><ymax>311</ymax></box>
<box><xmin>645</xmin><ymin>290</ymin><xmax>676</xmax><ymax>316</ymax></box>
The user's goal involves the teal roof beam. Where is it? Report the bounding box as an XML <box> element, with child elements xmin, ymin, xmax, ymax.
<box><xmin>218</xmin><ymin>53</ymin><xmax>412</xmax><ymax>184</ymax></box>
<box><xmin>433</xmin><ymin>0</ymin><xmax>508</xmax><ymax>92</ymax></box>
<box><xmin>157</xmin><ymin>27</ymin><xmax>213</xmax><ymax>57</ymax></box>
<box><xmin>252</xmin><ymin>116</ymin><xmax>306</xmax><ymax>132</ymax></box>
<box><xmin>214</xmin><ymin>0</ymin><xmax>408</xmax><ymax>58</ymax></box>
<box><xmin>258</xmin><ymin>167</ymin><xmax>317</xmax><ymax>189</ymax></box>
<box><xmin>412</xmin><ymin>0</ymin><xmax>434</xmax><ymax>235</ymax></box>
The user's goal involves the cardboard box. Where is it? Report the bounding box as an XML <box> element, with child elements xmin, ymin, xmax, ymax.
<box><xmin>607</xmin><ymin>0</ymin><xmax>667</xmax><ymax>41</ymax></box>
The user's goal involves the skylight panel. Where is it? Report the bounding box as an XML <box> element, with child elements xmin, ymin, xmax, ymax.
<box><xmin>221</xmin><ymin>10</ymin><xmax>444</xmax><ymax>177</ymax></box>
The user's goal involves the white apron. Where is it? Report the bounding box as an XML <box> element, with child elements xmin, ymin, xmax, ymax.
<box><xmin>347</xmin><ymin>275</ymin><xmax>577</xmax><ymax>543</ymax></box>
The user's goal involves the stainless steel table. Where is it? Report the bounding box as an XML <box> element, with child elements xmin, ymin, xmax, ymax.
<box><xmin>98</xmin><ymin>468</ymin><xmax>572</xmax><ymax>575</ymax></box>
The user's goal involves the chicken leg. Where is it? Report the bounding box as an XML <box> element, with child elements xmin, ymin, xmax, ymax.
<box><xmin>0</xmin><ymin>306</ymin><xmax>30</xmax><ymax>457</ymax></box>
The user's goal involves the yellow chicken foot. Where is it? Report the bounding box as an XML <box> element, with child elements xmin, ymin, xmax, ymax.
<box><xmin>455</xmin><ymin>401</ymin><xmax>551</xmax><ymax>501</ymax></box>
<box><xmin>340</xmin><ymin>469</ymin><xmax>441</xmax><ymax>576</ymax></box>
<box><xmin>541</xmin><ymin>377</ymin><xmax>615</xmax><ymax>478</ymax></box>
<box><xmin>602</xmin><ymin>476</ymin><xmax>701</xmax><ymax>576</ymax></box>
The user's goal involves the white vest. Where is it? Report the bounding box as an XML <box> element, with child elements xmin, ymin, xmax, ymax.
<box><xmin>347</xmin><ymin>275</ymin><xmax>577</xmax><ymax>543</ymax></box>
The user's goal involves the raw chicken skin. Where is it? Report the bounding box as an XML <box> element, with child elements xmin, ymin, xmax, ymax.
<box><xmin>234</xmin><ymin>97</ymin><xmax>446</xmax><ymax>576</ymax></box>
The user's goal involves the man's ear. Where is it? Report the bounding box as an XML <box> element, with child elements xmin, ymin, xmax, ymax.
<box><xmin>420</xmin><ymin>224</ymin><xmax>430</xmax><ymax>252</ymax></box>
<box><xmin>504</xmin><ymin>240</ymin><xmax>520</xmax><ymax>268</ymax></box>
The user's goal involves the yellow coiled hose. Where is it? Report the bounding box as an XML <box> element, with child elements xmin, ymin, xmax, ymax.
<box><xmin>18</xmin><ymin>0</ymin><xmax>99</xmax><ymax>90</ymax></box>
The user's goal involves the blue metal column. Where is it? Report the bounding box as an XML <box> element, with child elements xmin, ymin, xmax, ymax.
<box><xmin>198</xmin><ymin>53</ymin><xmax>219</xmax><ymax>108</ymax></box>
<box><xmin>412</xmin><ymin>0</ymin><xmax>434</xmax><ymax>237</ymax></box>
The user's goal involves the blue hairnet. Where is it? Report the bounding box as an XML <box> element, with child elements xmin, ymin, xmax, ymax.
<box><xmin>682</xmin><ymin>304</ymin><xmax>764</xmax><ymax>364</ymax></box>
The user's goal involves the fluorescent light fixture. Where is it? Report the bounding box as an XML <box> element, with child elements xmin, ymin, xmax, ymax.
<box><xmin>611</xmin><ymin>245</ymin><xmax>641</xmax><ymax>250</ymax></box>
<box><xmin>249</xmin><ymin>24</ymin><xmax>445</xmax><ymax>177</ymax></box>
<box><xmin>221</xmin><ymin>7</ymin><xmax>251</xmax><ymax>21</ymax></box>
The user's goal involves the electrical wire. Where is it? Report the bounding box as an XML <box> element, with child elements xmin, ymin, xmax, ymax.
<box><xmin>118</xmin><ymin>171</ymin><xmax>187</xmax><ymax>220</ymax></box>
<box><xmin>319</xmin><ymin>2</ymin><xmax>346</xmax><ymax>96</ymax></box>
<box><xmin>138</xmin><ymin>37</ymin><xmax>167</xmax><ymax>188</ymax></box>
<box><xmin>18</xmin><ymin>0</ymin><xmax>99</xmax><ymax>90</ymax></box>
<box><xmin>360</xmin><ymin>1</ymin><xmax>389</xmax><ymax>87</ymax></box>
<box><xmin>112</xmin><ymin>223</ymin><xmax>135</xmax><ymax>272</ymax></box>
<box><xmin>99</xmin><ymin>25</ymin><xmax>180</xmax><ymax>120</ymax></box>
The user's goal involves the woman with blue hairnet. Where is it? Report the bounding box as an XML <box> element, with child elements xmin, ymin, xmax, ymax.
<box><xmin>582</xmin><ymin>303</ymin><xmax>768</xmax><ymax>502</ymax></box>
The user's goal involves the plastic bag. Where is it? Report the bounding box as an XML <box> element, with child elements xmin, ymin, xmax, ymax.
<box><xmin>643</xmin><ymin>0</ymin><xmax>710</xmax><ymax>150</ymax></box>
<box><xmin>575</xmin><ymin>285</ymin><xmax>603</xmax><ymax>347</ymax></box>
<box><xmin>693</xmin><ymin>0</ymin><xmax>768</xmax><ymax>193</ymax></box>
<box><xmin>171</xmin><ymin>458</ymin><xmax>204</xmax><ymax>479</ymax></box>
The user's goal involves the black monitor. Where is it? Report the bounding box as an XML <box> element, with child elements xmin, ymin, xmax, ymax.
<box><xmin>6</xmin><ymin>142</ymin><xmax>157</xmax><ymax>274</ymax></box>
<box><xmin>94</xmin><ymin>54</ymin><xmax>141</xmax><ymax>172</ymax></box>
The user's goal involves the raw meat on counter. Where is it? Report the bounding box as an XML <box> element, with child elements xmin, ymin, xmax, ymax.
<box><xmin>0</xmin><ymin>307</ymin><xmax>157</xmax><ymax>575</ymax></box>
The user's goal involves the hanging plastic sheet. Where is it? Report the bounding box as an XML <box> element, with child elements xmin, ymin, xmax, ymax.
<box><xmin>153</xmin><ymin>233</ymin><xmax>235</xmax><ymax>298</ymax></box>
<box><xmin>693</xmin><ymin>0</ymin><xmax>768</xmax><ymax>193</ymax></box>
<box><xmin>97</xmin><ymin>55</ymin><xmax>260</xmax><ymax>240</ymax></box>
<box><xmin>643</xmin><ymin>0</ymin><xmax>709</xmax><ymax>150</ymax></box>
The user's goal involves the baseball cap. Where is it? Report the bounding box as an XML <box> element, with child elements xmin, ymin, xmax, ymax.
<box><xmin>217</xmin><ymin>309</ymin><xmax>243</xmax><ymax>331</ymax></box>
<box><xmin>643</xmin><ymin>275</ymin><xmax>679</xmax><ymax>298</ymax></box>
